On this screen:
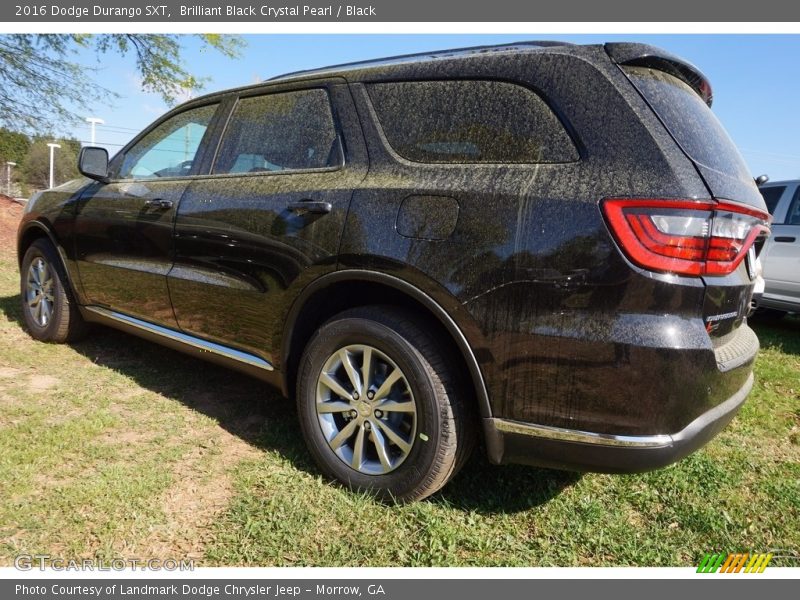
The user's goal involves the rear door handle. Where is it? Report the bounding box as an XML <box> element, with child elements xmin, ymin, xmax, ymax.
<box><xmin>774</xmin><ymin>236</ymin><xmax>796</xmax><ymax>243</ymax></box>
<box><xmin>287</xmin><ymin>200</ymin><xmax>332</xmax><ymax>215</ymax></box>
<box><xmin>144</xmin><ymin>198</ymin><xmax>173</xmax><ymax>209</ymax></box>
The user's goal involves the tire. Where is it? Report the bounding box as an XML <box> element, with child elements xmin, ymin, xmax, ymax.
<box><xmin>296</xmin><ymin>305</ymin><xmax>476</xmax><ymax>502</ymax></box>
<box><xmin>20</xmin><ymin>238</ymin><xmax>88</xmax><ymax>343</ymax></box>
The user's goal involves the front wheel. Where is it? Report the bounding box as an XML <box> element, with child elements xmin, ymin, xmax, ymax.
<box><xmin>20</xmin><ymin>239</ymin><xmax>88</xmax><ymax>343</ymax></box>
<box><xmin>296</xmin><ymin>306</ymin><xmax>475</xmax><ymax>502</ymax></box>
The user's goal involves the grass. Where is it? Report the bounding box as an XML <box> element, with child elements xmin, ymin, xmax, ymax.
<box><xmin>0</xmin><ymin>246</ymin><xmax>798</xmax><ymax>566</ymax></box>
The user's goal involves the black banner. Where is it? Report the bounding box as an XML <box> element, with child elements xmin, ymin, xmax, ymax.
<box><xmin>4</xmin><ymin>0</ymin><xmax>800</xmax><ymax>22</ymax></box>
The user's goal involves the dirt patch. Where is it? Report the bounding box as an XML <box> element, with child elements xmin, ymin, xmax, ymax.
<box><xmin>0</xmin><ymin>196</ymin><xmax>23</xmax><ymax>253</ymax></box>
<box><xmin>28</xmin><ymin>374</ymin><xmax>59</xmax><ymax>391</ymax></box>
<box><xmin>0</xmin><ymin>366</ymin><xmax>23</xmax><ymax>379</ymax></box>
<box><xmin>140</xmin><ymin>433</ymin><xmax>261</xmax><ymax>559</ymax></box>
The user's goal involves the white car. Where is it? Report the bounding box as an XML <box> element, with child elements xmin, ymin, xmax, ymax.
<box><xmin>756</xmin><ymin>180</ymin><xmax>800</xmax><ymax>315</ymax></box>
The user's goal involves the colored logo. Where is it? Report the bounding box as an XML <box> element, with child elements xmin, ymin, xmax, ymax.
<box><xmin>697</xmin><ymin>552</ymin><xmax>772</xmax><ymax>573</ymax></box>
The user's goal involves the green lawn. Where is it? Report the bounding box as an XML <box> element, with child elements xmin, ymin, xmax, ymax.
<box><xmin>0</xmin><ymin>250</ymin><xmax>797</xmax><ymax>566</ymax></box>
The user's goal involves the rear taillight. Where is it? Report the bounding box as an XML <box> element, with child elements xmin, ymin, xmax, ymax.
<box><xmin>602</xmin><ymin>198</ymin><xmax>770</xmax><ymax>276</ymax></box>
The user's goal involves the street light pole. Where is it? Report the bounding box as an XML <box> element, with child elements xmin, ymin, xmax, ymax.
<box><xmin>5</xmin><ymin>161</ymin><xmax>16</xmax><ymax>196</ymax></box>
<box><xmin>85</xmin><ymin>117</ymin><xmax>104</xmax><ymax>145</ymax></box>
<box><xmin>46</xmin><ymin>143</ymin><xmax>61</xmax><ymax>189</ymax></box>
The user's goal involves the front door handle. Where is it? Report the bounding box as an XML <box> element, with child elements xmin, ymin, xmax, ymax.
<box><xmin>774</xmin><ymin>236</ymin><xmax>796</xmax><ymax>243</ymax></box>
<box><xmin>288</xmin><ymin>200</ymin><xmax>332</xmax><ymax>215</ymax></box>
<box><xmin>144</xmin><ymin>198</ymin><xmax>173</xmax><ymax>210</ymax></box>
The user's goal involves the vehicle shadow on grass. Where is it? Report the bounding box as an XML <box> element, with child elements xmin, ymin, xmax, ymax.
<box><xmin>0</xmin><ymin>292</ymin><xmax>577</xmax><ymax>514</ymax></box>
<box><xmin>750</xmin><ymin>314</ymin><xmax>800</xmax><ymax>356</ymax></box>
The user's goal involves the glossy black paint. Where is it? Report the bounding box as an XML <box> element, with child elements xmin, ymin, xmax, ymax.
<box><xmin>18</xmin><ymin>42</ymin><xmax>766</xmax><ymax>471</ymax></box>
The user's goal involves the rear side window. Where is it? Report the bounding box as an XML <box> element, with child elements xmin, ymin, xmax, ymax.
<box><xmin>759</xmin><ymin>186</ymin><xmax>786</xmax><ymax>216</ymax></box>
<box><xmin>366</xmin><ymin>80</ymin><xmax>578</xmax><ymax>164</ymax></box>
<box><xmin>623</xmin><ymin>66</ymin><xmax>751</xmax><ymax>180</ymax></box>
<box><xmin>214</xmin><ymin>89</ymin><xmax>339</xmax><ymax>174</ymax></box>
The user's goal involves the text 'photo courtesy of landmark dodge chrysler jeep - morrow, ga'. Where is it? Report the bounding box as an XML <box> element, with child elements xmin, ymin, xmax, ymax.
<box><xmin>18</xmin><ymin>42</ymin><xmax>770</xmax><ymax>501</ymax></box>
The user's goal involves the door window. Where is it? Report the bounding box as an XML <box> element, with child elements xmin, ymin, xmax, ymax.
<box><xmin>213</xmin><ymin>89</ymin><xmax>339</xmax><ymax>174</ymax></box>
<box><xmin>785</xmin><ymin>187</ymin><xmax>800</xmax><ymax>225</ymax></box>
<box><xmin>117</xmin><ymin>103</ymin><xmax>219</xmax><ymax>179</ymax></box>
<box><xmin>758</xmin><ymin>186</ymin><xmax>786</xmax><ymax>216</ymax></box>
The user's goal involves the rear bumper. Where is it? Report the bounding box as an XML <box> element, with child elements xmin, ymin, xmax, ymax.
<box><xmin>483</xmin><ymin>371</ymin><xmax>753</xmax><ymax>473</ymax></box>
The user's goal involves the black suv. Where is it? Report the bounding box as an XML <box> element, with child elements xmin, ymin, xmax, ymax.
<box><xmin>18</xmin><ymin>42</ymin><xmax>770</xmax><ymax>501</ymax></box>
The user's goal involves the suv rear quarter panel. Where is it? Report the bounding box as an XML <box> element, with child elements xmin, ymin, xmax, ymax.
<box><xmin>339</xmin><ymin>47</ymin><xmax>725</xmax><ymax>436</ymax></box>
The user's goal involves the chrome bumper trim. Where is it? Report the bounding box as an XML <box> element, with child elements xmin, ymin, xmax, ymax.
<box><xmin>492</xmin><ymin>419</ymin><xmax>673</xmax><ymax>448</ymax></box>
<box><xmin>84</xmin><ymin>306</ymin><xmax>274</xmax><ymax>371</ymax></box>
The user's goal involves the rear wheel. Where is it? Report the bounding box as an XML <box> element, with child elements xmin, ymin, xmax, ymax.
<box><xmin>20</xmin><ymin>239</ymin><xmax>88</xmax><ymax>343</ymax></box>
<box><xmin>296</xmin><ymin>306</ymin><xmax>475</xmax><ymax>502</ymax></box>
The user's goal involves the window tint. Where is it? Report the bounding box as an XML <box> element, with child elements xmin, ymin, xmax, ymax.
<box><xmin>623</xmin><ymin>67</ymin><xmax>751</xmax><ymax>181</ymax></box>
<box><xmin>786</xmin><ymin>187</ymin><xmax>800</xmax><ymax>225</ymax></box>
<box><xmin>214</xmin><ymin>89</ymin><xmax>338</xmax><ymax>174</ymax></box>
<box><xmin>759</xmin><ymin>186</ymin><xmax>786</xmax><ymax>216</ymax></box>
<box><xmin>118</xmin><ymin>103</ymin><xmax>217</xmax><ymax>179</ymax></box>
<box><xmin>367</xmin><ymin>80</ymin><xmax>577</xmax><ymax>164</ymax></box>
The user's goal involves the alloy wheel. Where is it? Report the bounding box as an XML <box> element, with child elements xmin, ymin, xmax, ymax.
<box><xmin>315</xmin><ymin>344</ymin><xmax>417</xmax><ymax>475</ymax></box>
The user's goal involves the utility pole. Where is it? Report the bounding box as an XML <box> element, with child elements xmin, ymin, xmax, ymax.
<box><xmin>5</xmin><ymin>161</ymin><xmax>16</xmax><ymax>196</ymax></box>
<box><xmin>85</xmin><ymin>117</ymin><xmax>104</xmax><ymax>145</ymax></box>
<box><xmin>47</xmin><ymin>143</ymin><xmax>61</xmax><ymax>189</ymax></box>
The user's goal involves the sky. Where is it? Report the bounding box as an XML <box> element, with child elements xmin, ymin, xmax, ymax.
<box><xmin>63</xmin><ymin>34</ymin><xmax>800</xmax><ymax>182</ymax></box>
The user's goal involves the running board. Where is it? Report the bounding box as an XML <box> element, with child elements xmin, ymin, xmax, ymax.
<box><xmin>83</xmin><ymin>306</ymin><xmax>274</xmax><ymax>371</ymax></box>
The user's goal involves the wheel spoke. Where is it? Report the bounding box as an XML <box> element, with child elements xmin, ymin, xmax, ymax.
<box><xmin>375</xmin><ymin>419</ymin><xmax>411</xmax><ymax>454</ymax></box>
<box><xmin>28</xmin><ymin>295</ymin><xmax>40</xmax><ymax>308</ymax></box>
<box><xmin>351</xmin><ymin>425</ymin><xmax>366</xmax><ymax>469</ymax></box>
<box><xmin>41</xmin><ymin>299</ymin><xmax>51</xmax><ymax>325</ymax></box>
<box><xmin>34</xmin><ymin>300</ymin><xmax>43</xmax><ymax>324</ymax></box>
<box><xmin>370</xmin><ymin>425</ymin><xmax>393</xmax><ymax>472</ymax></box>
<box><xmin>339</xmin><ymin>348</ymin><xmax>362</xmax><ymax>395</ymax></box>
<box><xmin>316</xmin><ymin>400</ymin><xmax>353</xmax><ymax>414</ymax></box>
<box><xmin>40</xmin><ymin>263</ymin><xmax>50</xmax><ymax>285</ymax></box>
<box><xmin>361</xmin><ymin>347</ymin><xmax>373</xmax><ymax>394</ymax></box>
<box><xmin>329</xmin><ymin>418</ymin><xmax>358</xmax><ymax>450</ymax></box>
<box><xmin>373</xmin><ymin>368</ymin><xmax>402</xmax><ymax>401</ymax></box>
<box><xmin>36</xmin><ymin>260</ymin><xmax>46</xmax><ymax>286</ymax></box>
<box><xmin>375</xmin><ymin>399</ymin><xmax>416</xmax><ymax>413</ymax></box>
<box><xmin>319</xmin><ymin>372</ymin><xmax>352</xmax><ymax>401</ymax></box>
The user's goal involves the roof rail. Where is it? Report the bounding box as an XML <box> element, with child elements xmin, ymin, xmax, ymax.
<box><xmin>268</xmin><ymin>40</ymin><xmax>574</xmax><ymax>82</ymax></box>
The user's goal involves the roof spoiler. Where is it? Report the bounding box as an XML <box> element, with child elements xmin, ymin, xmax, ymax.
<box><xmin>605</xmin><ymin>43</ymin><xmax>713</xmax><ymax>107</ymax></box>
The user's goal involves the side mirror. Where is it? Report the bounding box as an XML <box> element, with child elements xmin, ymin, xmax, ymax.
<box><xmin>78</xmin><ymin>146</ymin><xmax>109</xmax><ymax>183</ymax></box>
<box><xmin>754</xmin><ymin>174</ymin><xmax>769</xmax><ymax>186</ymax></box>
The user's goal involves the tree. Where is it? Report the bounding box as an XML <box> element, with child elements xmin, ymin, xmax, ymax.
<box><xmin>0</xmin><ymin>34</ymin><xmax>243</xmax><ymax>134</ymax></box>
<box><xmin>21</xmin><ymin>138</ymin><xmax>80</xmax><ymax>190</ymax></box>
<box><xmin>0</xmin><ymin>127</ymin><xmax>31</xmax><ymax>164</ymax></box>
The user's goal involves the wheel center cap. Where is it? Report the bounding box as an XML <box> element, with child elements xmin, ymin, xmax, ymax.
<box><xmin>357</xmin><ymin>401</ymin><xmax>371</xmax><ymax>417</ymax></box>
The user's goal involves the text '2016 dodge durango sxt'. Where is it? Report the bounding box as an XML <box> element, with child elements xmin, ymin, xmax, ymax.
<box><xmin>18</xmin><ymin>42</ymin><xmax>770</xmax><ymax>501</ymax></box>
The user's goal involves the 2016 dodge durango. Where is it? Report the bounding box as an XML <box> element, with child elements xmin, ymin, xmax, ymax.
<box><xmin>17</xmin><ymin>42</ymin><xmax>770</xmax><ymax>501</ymax></box>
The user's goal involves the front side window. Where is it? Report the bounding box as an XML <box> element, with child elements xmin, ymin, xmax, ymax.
<box><xmin>366</xmin><ymin>80</ymin><xmax>578</xmax><ymax>164</ymax></box>
<box><xmin>117</xmin><ymin>103</ymin><xmax>218</xmax><ymax>179</ymax></box>
<box><xmin>759</xmin><ymin>186</ymin><xmax>786</xmax><ymax>216</ymax></box>
<box><xmin>213</xmin><ymin>89</ymin><xmax>339</xmax><ymax>174</ymax></box>
<box><xmin>786</xmin><ymin>187</ymin><xmax>800</xmax><ymax>225</ymax></box>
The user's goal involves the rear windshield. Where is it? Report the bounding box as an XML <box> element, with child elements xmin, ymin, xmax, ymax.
<box><xmin>623</xmin><ymin>66</ymin><xmax>751</xmax><ymax>181</ymax></box>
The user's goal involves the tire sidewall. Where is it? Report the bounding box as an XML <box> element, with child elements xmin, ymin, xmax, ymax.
<box><xmin>297</xmin><ymin>316</ymin><xmax>444</xmax><ymax>500</ymax></box>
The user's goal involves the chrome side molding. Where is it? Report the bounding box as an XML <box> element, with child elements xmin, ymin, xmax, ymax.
<box><xmin>492</xmin><ymin>418</ymin><xmax>673</xmax><ymax>448</ymax></box>
<box><xmin>83</xmin><ymin>306</ymin><xmax>274</xmax><ymax>371</ymax></box>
